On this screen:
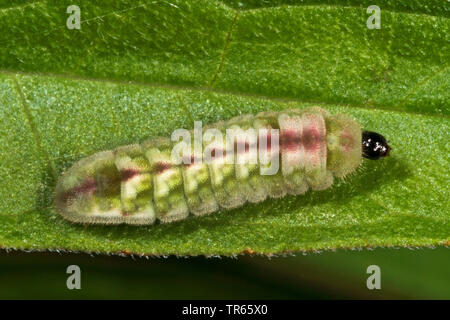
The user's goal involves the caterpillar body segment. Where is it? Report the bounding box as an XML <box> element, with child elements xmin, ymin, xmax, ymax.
<box><xmin>55</xmin><ymin>107</ymin><xmax>365</xmax><ymax>225</ymax></box>
<box><xmin>278</xmin><ymin>109</ymin><xmax>309</xmax><ymax>195</ymax></box>
<box><xmin>253</xmin><ymin>111</ymin><xmax>286</xmax><ymax>198</ymax></box>
<box><xmin>142</xmin><ymin>137</ymin><xmax>189</xmax><ymax>223</ymax></box>
<box><xmin>326</xmin><ymin>114</ymin><xmax>362</xmax><ymax>178</ymax></box>
<box><xmin>114</xmin><ymin>144</ymin><xmax>155</xmax><ymax>224</ymax></box>
<box><xmin>227</xmin><ymin>114</ymin><xmax>266</xmax><ymax>204</ymax></box>
<box><xmin>301</xmin><ymin>110</ymin><xmax>332</xmax><ymax>191</ymax></box>
<box><xmin>203</xmin><ymin>120</ymin><xmax>246</xmax><ymax>210</ymax></box>
<box><xmin>178</xmin><ymin>128</ymin><xmax>219</xmax><ymax>216</ymax></box>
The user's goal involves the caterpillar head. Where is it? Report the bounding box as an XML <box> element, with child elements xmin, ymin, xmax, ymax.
<box><xmin>362</xmin><ymin>131</ymin><xmax>391</xmax><ymax>160</ymax></box>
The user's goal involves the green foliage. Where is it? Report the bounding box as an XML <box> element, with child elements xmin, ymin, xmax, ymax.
<box><xmin>0</xmin><ymin>0</ymin><xmax>448</xmax><ymax>255</ymax></box>
<box><xmin>219</xmin><ymin>0</ymin><xmax>449</xmax><ymax>16</ymax></box>
<box><xmin>1</xmin><ymin>247</ymin><xmax>450</xmax><ymax>299</ymax></box>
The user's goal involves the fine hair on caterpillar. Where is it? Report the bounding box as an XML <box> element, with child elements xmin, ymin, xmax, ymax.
<box><xmin>55</xmin><ymin>107</ymin><xmax>391</xmax><ymax>225</ymax></box>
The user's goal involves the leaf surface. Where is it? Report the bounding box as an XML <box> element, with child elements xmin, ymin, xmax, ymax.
<box><xmin>0</xmin><ymin>0</ymin><xmax>448</xmax><ymax>255</ymax></box>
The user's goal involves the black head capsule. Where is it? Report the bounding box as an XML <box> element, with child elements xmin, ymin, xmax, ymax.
<box><xmin>362</xmin><ymin>131</ymin><xmax>391</xmax><ymax>160</ymax></box>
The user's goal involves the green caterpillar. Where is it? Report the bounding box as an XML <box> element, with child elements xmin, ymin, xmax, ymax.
<box><xmin>55</xmin><ymin>107</ymin><xmax>391</xmax><ymax>225</ymax></box>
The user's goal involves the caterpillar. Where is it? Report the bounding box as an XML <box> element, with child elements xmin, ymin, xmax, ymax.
<box><xmin>55</xmin><ymin>107</ymin><xmax>391</xmax><ymax>225</ymax></box>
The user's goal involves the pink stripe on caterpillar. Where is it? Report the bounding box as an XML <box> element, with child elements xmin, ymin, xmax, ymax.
<box><xmin>281</xmin><ymin>129</ymin><xmax>302</xmax><ymax>152</ymax></box>
<box><xmin>340</xmin><ymin>130</ymin><xmax>356</xmax><ymax>152</ymax></box>
<box><xmin>302</xmin><ymin>112</ymin><xmax>327</xmax><ymax>176</ymax></box>
<box><xmin>120</xmin><ymin>168</ymin><xmax>140</xmax><ymax>181</ymax></box>
<box><xmin>153</xmin><ymin>162</ymin><xmax>172</xmax><ymax>173</ymax></box>
<box><xmin>302</xmin><ymin>127</ymin><xmax>322</xmax><ymax>152</ymax></box>
<box><xmin>58</xmin><ymin>177</ymin><xmax>97</xmax><ymax>205</ymax></box>
<box><xmin>278</xmin><ymin>113</ymin><xmax>305</xmax><ymax>174</ymax></box>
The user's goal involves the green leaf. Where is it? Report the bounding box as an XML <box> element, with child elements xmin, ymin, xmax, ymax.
<box><xmin>0</xmin><ymin>0</ymin><xmax>448</xmax><ymax>255</ymax></box>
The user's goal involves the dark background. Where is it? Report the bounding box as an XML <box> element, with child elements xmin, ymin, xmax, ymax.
<box><xmin>0</xmin><ymin>247</ymin><xmax>448</xmax><ymax>299</ymax></box>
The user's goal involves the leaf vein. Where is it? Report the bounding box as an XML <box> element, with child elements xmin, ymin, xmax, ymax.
<box><xmin>10</xmin><ymin>75</ymin><xmax>57</xmax><ymax>180</ymax></box>
<box><xmin>209</xmin><ymin>10</ymin><xmax>240</xmax><ymax>87</ymax></box>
